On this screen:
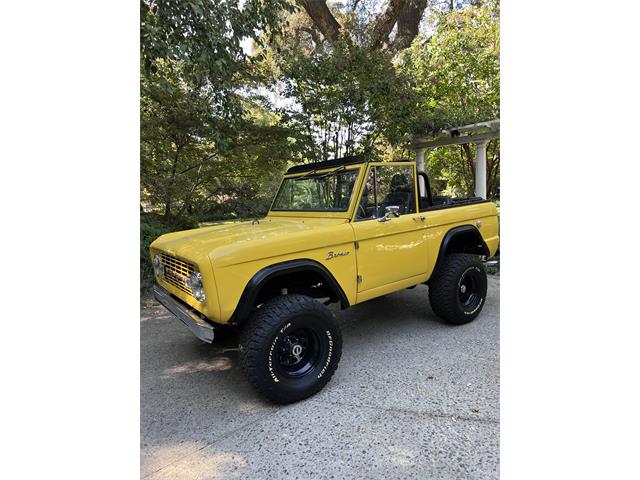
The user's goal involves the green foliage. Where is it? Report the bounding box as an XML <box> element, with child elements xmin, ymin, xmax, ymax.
<box><xmin>400</xmin><ymin>1</ymin><xmax>500</xmax><ymax>197</ymax></box>
<box><xmin>400</xmin><ymin>1</ymin><xmax>500</xmax><ymax>132</ymax></box>
<box><xmin>259</xmin><ymin>1</ymin><xmax>499</xmax><ymax>165</ymax></box>
<box><xmin>140</xmin><ymin>0</ymin><xmax>305</xmax><ymax>222</ymax></box>
<box><xmin>140</xmin><ymin>214</ymin><xmax>199</xmax><ymax>288</ymax></box>
<box><xmin>263</xmin><ymin>11</ymin><xmax>419</xmax><ymax>162</ymax></box>
<box><xmin>140</xmin><ymin>0</ymin><xmax>294</xmax><ymax>84</ymax></box>
<box><xmin>424</xmin><ymin>139</ymin><xmax>500</xmax><ymax>199</ymax></box>
<box><xmin>280</xmin><ymin>47</ymin><xmax>413</xmax><ymax>160</ymax></box>
<box><xmin>139</xmin><ymin>0</ymin><xmax>501</xmax><ymax>252</ymax></box>
<box><xmin>141</xmin><ymin>60</ymin><xmax>303</xmax><ymax>218</ymax></box>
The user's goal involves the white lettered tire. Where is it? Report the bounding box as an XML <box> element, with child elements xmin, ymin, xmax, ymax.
<box><xmin>239</xmin><ymin>294</ymin><xmax>343</xmax><ymax>404</ymax></box>
<box><xmin>428</xmin><ymin>254</ymin><xmax>488</xmax><ymax>325</ymax></box>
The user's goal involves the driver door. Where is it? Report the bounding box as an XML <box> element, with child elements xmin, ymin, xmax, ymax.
<box><xmin>351</xmin><ymin>163</ymin><xmax>428</xmax><ymax>296</ymax></box>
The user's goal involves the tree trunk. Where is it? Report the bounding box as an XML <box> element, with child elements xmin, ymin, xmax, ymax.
<box><xmin>370</xmin><ymin>0</ymin><xmax>406</xmax><ymax>49</ymax></box>
<box><xmin>299</xmin><ymin>0</ymin><xmax>427</xmax><ymax>53</ymax></box>
<box><xmin>164</xmin><ymin>145</ymin><xmax>181</xmax><ymax>220</ymax></box>
<box><xmin>392</xmin><ymin>0</ymin><xmax>428</xmax><ymax>51</ymax></box>
<box><xmin>177</xmin><ymin>160</ymin><xmax>204</xmax><ymax>218</ymax></box>
<box><xmin>298</xmin><ymin>1</ymin><xmax>342</xmax><ymax>46</ymax></box>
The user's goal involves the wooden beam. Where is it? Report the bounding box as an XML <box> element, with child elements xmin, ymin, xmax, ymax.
<box><xmin>409</xmin><ymin>131</ymin><xmax>500</xmax><ymax>149</ymax></box>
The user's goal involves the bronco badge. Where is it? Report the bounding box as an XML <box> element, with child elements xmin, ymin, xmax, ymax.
<box><xmin>326</xmin><ymin>251</ymin><xmax>349</xmax><ymax>260</ymax></box>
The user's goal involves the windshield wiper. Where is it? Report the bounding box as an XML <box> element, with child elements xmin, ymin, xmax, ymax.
<box><xmin>315</xmin><ymin>165</ymin><xmax>347</xmax><ymax>179</ymax></box>
<box><xmin>290</xmin><ymin>164</ymin><xmax>349</xmax><ymax>181</ymax></box>
<box><xmin>295</xmin><ymin>168</ymin><xmax>319</xmax><ymax>180</ymax></box>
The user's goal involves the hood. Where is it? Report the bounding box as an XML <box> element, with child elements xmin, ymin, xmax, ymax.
<box><xmin>150</xmin><ymin>216</ymin><xmax>354</xmax><ymax>267</ymax></box>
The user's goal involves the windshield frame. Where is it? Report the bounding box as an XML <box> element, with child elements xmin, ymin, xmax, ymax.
<box><xmin>269</xmin><ymin>165</ymin><xmax>364</xmax><ymax>217</ymax></box>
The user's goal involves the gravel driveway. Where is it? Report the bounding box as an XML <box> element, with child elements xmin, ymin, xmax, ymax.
<box><xmin>141</xmin><ymin>275</ymin><xmax>499</xmax><ymax>479</ymax></box>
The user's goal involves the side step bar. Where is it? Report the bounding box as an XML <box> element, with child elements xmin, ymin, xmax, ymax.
<box><xmin>153</xmin><ymin>285</ymin><xmax>215</xmax><ymax>343</ymax></box>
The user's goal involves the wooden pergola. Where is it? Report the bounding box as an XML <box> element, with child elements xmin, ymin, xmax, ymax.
<box><xmin>408</xmin><ymin>119</ymin><xmax>500</xmax><ymax>199</ymax></box>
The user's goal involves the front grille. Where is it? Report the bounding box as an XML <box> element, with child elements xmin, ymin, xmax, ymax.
<box><xmin>159</xmin><ymin>253</ymin><xmax>196</xmax><ymax>296</ymax></box>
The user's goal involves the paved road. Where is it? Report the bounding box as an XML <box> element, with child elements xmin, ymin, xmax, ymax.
<box><xmin>141</xmin><ymin>276</ymin><xmax>499</xmax><ymax>479</ymax></box>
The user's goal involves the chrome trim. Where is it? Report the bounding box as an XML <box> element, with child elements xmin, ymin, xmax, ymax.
<box><xmin>153</xmin><ymin>285</ymin><xmax>215</xmax><ymax>343</ymax></box>
<box><xmin>378</xmin><ymin>205</ymin><xmax>401</xmax><ymax>222</ymax></box>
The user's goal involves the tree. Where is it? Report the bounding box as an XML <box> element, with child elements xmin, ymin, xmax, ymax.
<box><xmin>297</xmin><ymin>0</ymin><xmax>429</xmax><ymax>53</ymax></box>
<box><xmin>271</xmin><ymin>41</ymin><xmax>417</xmax><ymax>161</ymax></box>
<box><xmin>140</xmin><ymin>0</ymin><xmax>293</xmax><ymax>146</ymax></box>
<box><xmin>258</xmin><ymin>1</ymin><xmax>483</xmax><ymax>163</ymax></box>
<box><xmin>141</xmin><ymin>0</ymin><xmax>293</xmax><ymax>81</ymax></box>
<box><xmin>141</xmin><ymin>60</ymin><xmax>228</xmax><ymax>219</ymax></box>
<box><xmin>260</xmin><ymin>1</ymin><xmax>433</xmax><ymax>162</ymax></box>
<box><xmin>426</xmin><ymin>140</ymin><xmax>500</xmax><ymax>198</ymax></box>
<box><xmin>400</xmin><ymin>1</ymin><xmax>500</xmax><ymax>197</ymax></box>
<box><xmin>141</xmin><ymin>60</ymin><xmax>303</xmax><ymax>221</ymax></box>
<box><xmin>140</xmin><ymin>0</ymin><xmax>298</xmax><ymax>221</ymax></box>
<box><xmin>400</xmin><ymin>1</ymin><xmax>499</xmax><ymax>131</ymax></box>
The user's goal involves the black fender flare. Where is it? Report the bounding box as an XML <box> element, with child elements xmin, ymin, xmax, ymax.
<box><xmin>229</xmin><ymin>259</ymin><xmax>349</xmax><ymax>325</ymax></box>
<box><xmin>433</xmin><ymin>225</ymin><xmax>490</xmax><ymax>273</ymax></box>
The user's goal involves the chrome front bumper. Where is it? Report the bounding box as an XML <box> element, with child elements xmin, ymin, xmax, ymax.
<box><xmin>153</xmin><ymin>285</ymin><xmax>215</xmax><ymax>343</ymax></box>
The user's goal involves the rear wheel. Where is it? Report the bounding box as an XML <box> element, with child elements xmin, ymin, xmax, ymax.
<box><xmin>239</xmin><ymin>294</ymin><xmax>342</xmax><ymax>404</ymax></box>
<box><xmin>428</xmin><ymin>254</ymin><xmax>488</xmax><ymax>325</ymax></box>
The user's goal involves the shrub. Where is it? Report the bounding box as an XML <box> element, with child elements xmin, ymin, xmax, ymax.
<box><xmin>140</xmin><ymin>214</ymin><xmax>199</xmax><ymax>289</ymax></box>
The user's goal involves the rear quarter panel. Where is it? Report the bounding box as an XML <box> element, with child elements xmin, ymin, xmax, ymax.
<box><xmin>423</xmin><ymin>202</ymin><xmax>499</xmax><ymax>279</ymax></box>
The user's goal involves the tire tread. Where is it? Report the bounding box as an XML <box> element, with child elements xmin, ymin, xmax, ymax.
<box><xmin>239</xmin><ymin>294</ymin><xmax>341</xmax><ymax>404</ymax></box>
<box><xmin>428</xmin><ymin>253</ymin><xmax>487</xmax><ymax>325</ymax></box>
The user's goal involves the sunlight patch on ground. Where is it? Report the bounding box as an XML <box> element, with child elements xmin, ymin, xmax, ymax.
<box><xmin>143</xmin><ymin>443</ymin><xmax>248</xmax><ymax>480</ymax></box>
<box><xmin>163</xmin><ymin>357</ymin><xmax>233</xmax><ymax>376</ymax></box>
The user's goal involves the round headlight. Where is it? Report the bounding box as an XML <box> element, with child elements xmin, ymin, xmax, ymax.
<box><xmin>152</xmin><ymin>255</ymin><xmax>164</xmax><ymax>277</ymax></box>
<box><xmin>186</xmin><ymin>272</ymin><xmax>206</xmax><ymax>302</ymax></box>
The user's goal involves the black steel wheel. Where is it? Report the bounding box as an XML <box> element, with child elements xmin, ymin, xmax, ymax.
<box><xmin>458</xmin><ymin>267</ymin><xmax>482</xmax><ymax>310</ymax></box>
<box><xmin>275</xmin><ymin>327</ymin><xmax>324</xmax><ymax>378</ymax></box>
<box><xmin>428</xmin><ymin>253</ymin><xmax>488</xmax><ymax>325</ymax></box>
<box><xmin>239</xmin><ymin>294</ymin><xmax>342</xmax><ymax>404</ymax></box>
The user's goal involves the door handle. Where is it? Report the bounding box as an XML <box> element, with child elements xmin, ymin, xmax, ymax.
<box><xmin>412</xmin><ymin>216</ymin><xmax>426</xmax><ymax>221</ymax></box>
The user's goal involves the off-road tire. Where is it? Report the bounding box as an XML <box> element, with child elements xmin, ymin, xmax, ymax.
<box><xmin>239</xmin><ymin>294</ymin><xmax>342</xmax><ymax>404</ymax></box>
<box><xmin>428</xmin><ymin>254</ymin><xmax>488</xmax><ymax>325</ymax></box>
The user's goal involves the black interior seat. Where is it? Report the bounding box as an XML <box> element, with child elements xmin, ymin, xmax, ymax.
<box><xmin>383</xmin><ymin>173</ymin><xmax>413</xmax><ymax>214</ymax></box>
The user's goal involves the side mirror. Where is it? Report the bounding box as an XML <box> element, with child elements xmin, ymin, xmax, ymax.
<box><xmin>378</xmin><ymin>205</ymin><xmax>400</xmax><ymax>222</ymax></box>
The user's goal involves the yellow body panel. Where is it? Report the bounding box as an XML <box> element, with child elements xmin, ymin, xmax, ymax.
<box><xmin>420</xmin><ymin>203</ymin><xmax>499</xmax><ymax>279</ymax></box>
<box><xmin>352</xmin><ymin>216</ymin><xmax>429</xmax><ymax>293</ymax></box>
<box><xmin>150</xmin><ymin>161</ymin><xmax>499</xmax><ymax>325</ymax></box>
<box><xmin>351</xmin><ymin>163</ymin><xmax>427</xmax><ymax>294</ymax></box>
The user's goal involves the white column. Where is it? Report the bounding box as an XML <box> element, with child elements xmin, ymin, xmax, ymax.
<box><xmin>415</xmin><ymin>147</ymin><xmax>426</xmax><ymax>173</ymax></box>
<box><xmin>475</xmin><ymin>141</ymin><xmax>488</xmax><ymax>199</ymax></box>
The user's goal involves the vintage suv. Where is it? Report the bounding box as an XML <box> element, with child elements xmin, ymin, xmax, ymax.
<box><xmin>150</xmin><ymin>156</ymin><xmax>499</xmax><ymax>404</ymax></box>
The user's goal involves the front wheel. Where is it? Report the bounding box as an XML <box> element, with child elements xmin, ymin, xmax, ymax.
<box><xmin>428</xmin><ymin>253</ymin><xmax>488</xmax><ymax>325</ymax></box>
<box><xmin>239</xmin><ymin>294</ymin><xmax>342</xmax><ymax>404</ymax></box>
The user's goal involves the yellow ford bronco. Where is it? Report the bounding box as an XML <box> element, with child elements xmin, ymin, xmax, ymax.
<box><xmin>150</xmin><ymin>156</ymin><xmax>499</xmax><ymax>404</ymax></box>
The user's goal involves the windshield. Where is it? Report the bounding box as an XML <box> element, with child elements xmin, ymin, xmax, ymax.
<box><xmin>271</xmin><ymin>168</ymin><xmax>360</xmax><ymax>212</ymax></box>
